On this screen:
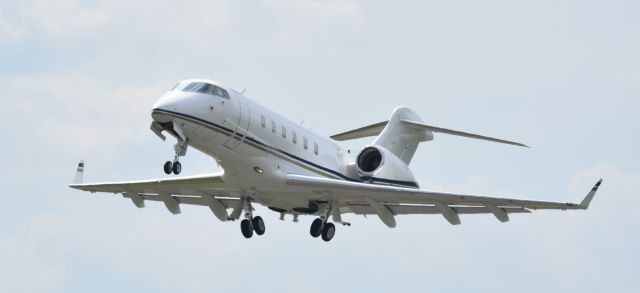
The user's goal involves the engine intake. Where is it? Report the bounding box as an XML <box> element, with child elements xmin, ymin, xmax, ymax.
<box><xmin>357</xmin><ymin>147</ymin><xmax>383</xmax><ymax>173</ymax></box>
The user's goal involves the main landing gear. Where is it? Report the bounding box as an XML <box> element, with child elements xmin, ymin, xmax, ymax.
<box><xmin>239</xmin><ymin>200</ymin><xmax>266</xmax><ymax>239</ymax></box>
<box><xmin>310</xmin><ymin>218</ymin><xmax>336</xmax><ymax>242</ymax></box>
<box><xmin>241</xmin><ymin>216</ymin><xmax>265</xmax><ymax>238</ymax></box>
<box><xmin>164</xmin><ymin>138</ymin><xmax>188</xmax><ymax>175</ymax></box>
<box><xmin>310</xmin><ymin>203</ymin><xmax>337</xmax><ymax>242</ymax></box>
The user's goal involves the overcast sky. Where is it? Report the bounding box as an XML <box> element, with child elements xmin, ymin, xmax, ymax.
<box><xmin>1</xmin><ymin>0</ymin><xmax>639</xmax><ymax>292</ymax></box>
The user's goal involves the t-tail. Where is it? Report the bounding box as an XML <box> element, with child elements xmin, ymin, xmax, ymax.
<box><xmin>331</xmin><ymin>106</ymin><xmax>528</xmax><ymax>165</ymax></box>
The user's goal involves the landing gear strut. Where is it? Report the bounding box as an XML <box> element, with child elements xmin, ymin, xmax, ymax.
<box><xmin>239</xmin><ymin>199</ymin><xmax>266</xmax><ymax>239</ymax></box>
<box><xmin>163</xmin><ymin>138</ymin><xmax>188</xmax><ymax>175</ymax></box>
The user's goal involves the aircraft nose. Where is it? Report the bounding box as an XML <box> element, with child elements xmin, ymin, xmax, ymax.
<box><xmin>151</xmin><ymin>93</ymin><xmax>182</xmax><ymax>123</ymax></box>
<box><xmin>153</xmin><ymin>97</ymin><xmax>179</xmax><ymax>112</ymax></box>
<box><xmin>152</xmin><ymin>92</ymin><xmax>188</xmax><ymax>112</ymax></box>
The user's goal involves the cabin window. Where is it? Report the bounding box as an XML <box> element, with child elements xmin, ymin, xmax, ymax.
<box><xmin>271</xmin><ymin>121</ymin><xmax>276</xmax><ymax>133</ymax></box>
<box><xmin>282</xmin><ymin>126</ymin><xmax>287</xmax><ymax>139</ymax></box>
<box><xmin>303</xmin><ymin>137</ymin><xmax>308</xmax><ymax>150</ymax></box>
<box><xmin>314</xmin><ymin>142</ymin><xmax>319</xmax><ymax>155</ymax></box>
<box><xmin>292</xmin><ymin>131</ymin><xmax>297</xmax><ymax>144</ymax></box>
<box><xmin>261</xmin><ymin>115</ymin><xmax>265</xmax><ymax>128</ymax></box>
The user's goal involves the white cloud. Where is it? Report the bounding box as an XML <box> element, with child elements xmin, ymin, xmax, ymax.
<box><xmin>0</xmin><ymin>1</ymin><xmax>637</xmax><ymax>291</ymax></box>
<box><xmin>104</xmin><ymin>0</ymin><xmax>232</xmax><ymax>52</ymax></box>
<box><xmin>260</xmin><ymin>0</ymin><xmax>367</xmax><ymax>52</ymax></box>
<box><xmin>0</xmin><ymin>0</ymin><xmax>232</xmax><ymax>52</ymax></box>
<box><xmin>24</xmin><ymin>0</ymin><xmax>111</xmax><ymax>36</ymax></box>
<box><xmin>0</xmin><ymin>225</ymin><xmax>68</xmax><ymax>292</ymax></box>
<box><xmin>0</xmin><ymin>15</ymin><xmax>26</xmax><ymax>41</ymax></box>
<box><xmin>2</xmin><ymin>74</ymin><xmax>164</xmax><ymax>156</ymax></box>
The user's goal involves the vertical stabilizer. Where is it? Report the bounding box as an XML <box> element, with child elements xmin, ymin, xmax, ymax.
<box><xmin>373</xmin><ymin>107</ymin><xmax>433</xmax><ymax>164</ymax></box>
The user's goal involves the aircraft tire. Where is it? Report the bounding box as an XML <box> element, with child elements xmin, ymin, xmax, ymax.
<box><xmin>253</xmin><ymin>216</ymin><xmax>266</xmax><ymax>235</ymax></box>
<box><xmin>241</xmin><ymin>219</ymin><xmax>253</xmax><ymax>238</ymax></box>
<box><xmin>163</xmin><ymin>161</ymin><xmax>173</xmax><ymax>174</ymax></box>
<box><xmin>310</xmin><ymin>218</ymin><xmax>322</xmax><ymax>238</ymax></box>
<box><xmin>321</xmin><ymin>222</ymin><xmax>335</xmax><ymax>242</ymax></box>
<box><xmin>172</xmin><ymin>161</ymin><xmax>182</xmax><ymax>175</ymax></box>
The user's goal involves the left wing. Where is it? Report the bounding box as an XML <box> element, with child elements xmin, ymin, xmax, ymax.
<box><xmin>285</xmin><ymin>174</ymin><xmax>602</xmax><ymax>226</ymax></box>
<box><xmin>69</xmin><ymin>168</ymin><xmax>242</xmax><ymax>221</ymax></box>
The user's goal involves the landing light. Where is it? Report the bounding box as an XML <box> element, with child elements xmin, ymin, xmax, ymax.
<box><xmin>253</xmin><ymin>167</ymin><xmax>263</xmax><ymax>174</ymax></box>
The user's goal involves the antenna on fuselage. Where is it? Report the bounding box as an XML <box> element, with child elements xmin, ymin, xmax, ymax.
<box><xmin>241</xmin><ymin>89</ymin><xmax>246</xmax><ymax>94</ymax></box>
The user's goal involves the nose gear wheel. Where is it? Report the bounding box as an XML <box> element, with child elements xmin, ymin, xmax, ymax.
<box><xmin>172</xmin><ymin>161</ymin><xmax>181</xmax><ymax>174</ymax></box>
<box><xmin>163</xmin><ymin>138</ymin><xmax>188</xmax><ymax>175</ymax></box>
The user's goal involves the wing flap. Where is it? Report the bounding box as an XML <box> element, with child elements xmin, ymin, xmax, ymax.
<box><xmin>123</xmin><ymin>193</ymin><xmax>240</xmax><ymax>208</ymax></box>
<box><xmin>348</xmin><ymin>203</ymin><xmax>530</xmax><ymax>215</ymax></box>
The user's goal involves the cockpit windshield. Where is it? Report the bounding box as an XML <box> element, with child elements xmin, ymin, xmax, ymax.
<box><xmin>181</xmin><ymin>82</ymin><xmax>229</xmax><ymax>99</ymax></box>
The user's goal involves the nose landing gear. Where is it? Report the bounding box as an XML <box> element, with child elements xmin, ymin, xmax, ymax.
<box><xmin>163</xmin><ymin>139</ymin><xmax>188</xmax><ymax>175</ymax></box>
<box><xmin>163</xmin><ymin>161</ymin><xmax>182</xmax><ymax>175</ymax></box>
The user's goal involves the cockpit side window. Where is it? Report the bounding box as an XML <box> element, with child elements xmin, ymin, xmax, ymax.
<box><xmin>211</xmin><ymin>86</ymin><xmax>230</xmax><ymax>99</ymax></box>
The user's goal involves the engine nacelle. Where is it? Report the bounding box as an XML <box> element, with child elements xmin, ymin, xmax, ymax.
<box><xmin>355</xmin><ymin>146</ymin><xmax>419</xmax><ymax>188</ymax></box>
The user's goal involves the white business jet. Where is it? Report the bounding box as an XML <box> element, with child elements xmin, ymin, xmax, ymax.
<box><xmin>69</xmin><ymin>79</ymin><xmax>602</xmax><ymax>242</ymax></box>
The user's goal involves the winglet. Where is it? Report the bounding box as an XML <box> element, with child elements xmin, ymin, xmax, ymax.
<box><xmin>578</xmin><ymin>179</ymin><xmax>603</xmax><ymax>209</ymax></box>
<box><xmin>73</xmin><ymin>160</ymin><xmax>85</xmax><ymax>184</ymax></box>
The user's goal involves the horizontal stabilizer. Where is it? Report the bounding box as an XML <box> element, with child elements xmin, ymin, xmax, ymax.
<box><xmin>330</xmin><ymin>121</ymin><xmax>388</xmax><ymax>141</ymax></box>
<box><xmin>400</xmin><ymin>119</ymin><xmax>529</xmax><ymax>148</ymax></box>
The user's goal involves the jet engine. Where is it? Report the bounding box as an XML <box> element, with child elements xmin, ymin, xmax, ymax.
<box><xmin>355</xmin><ymin>146</ymin><xmax>419</xmax><ymax>188</ymax></box>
